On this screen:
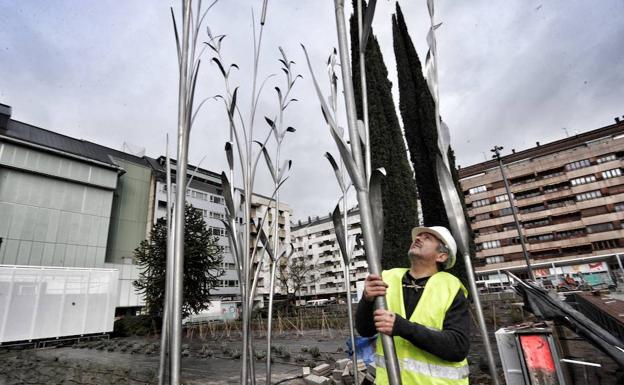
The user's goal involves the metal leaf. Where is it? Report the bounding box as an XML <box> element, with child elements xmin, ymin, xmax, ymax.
<box><xmin>255</xmin><ymin>220</ymin><xmax>275</xmax><ymax>261</ymax></box>
<box><xmin>229</xmin><ymin>87</ymin><xmax>238</xmax><ymax>119</ymax></box>
<box><xmin>301</xmin><ymin>44</ymin><xmax>338</xmax><ymax>129</ymax></box>
<box><xmin>332</xmin><ymin>202</ymin><xmax>349</xmax><ymax>265</ymax></box>
<box><xmin>220</xmin><ymin>172</ymin><xmax>236</xmax><ymax>217</ymax></box>
<box><xmin>324</xmin><ymin>152</ymin><xmax>346</xmax><ymax>193</ymax></box>
<box><xmin>436</xmin><ymin>154</ymin><xmax>471</xmax><ymax>255</ymax></box>
<box><xmin>259</xmin><ymin>144</ymin><xmax>278</xmax><ymax>183</ymax></box>
<box><xmin>360</xmin><ymin>0</ymin><xmax>378</xmax><ymax>53</ymax></box>
<box><xmin>286</xmin><ymin>126</ymin><xmax>296</xmax><ymax>133</ymax></box>
<box><xmin>277</xmin><ymin>159</ymin><xmax>292</xmax><ymax>182</ymax></box>
<box><xmin>329</xmin><ymin>125</ymin><xmax>364</xmax><ymax>190</ymax></box>
<box><xmin>357</xmin><ymin>119</ymin><xmax>367</xmax><ymax>147</ymax></box>
<box><xmin>211</xmin><ymin>57</ymin><xmax>227</xmax><ymax>78</ymax></box>
<box><xmin>225</xmin><ymin>142</ymin><xmax>234</xmax><ymax>172</ymax></box>
<box><xmin>369</xmin><ymin>167</ymin><xmax>386</xmax><ymax>258</ymax></box>
<box><xmin>275</xmin><ymin>86</ymin><xmax>283</xmax><ymax>105</ymax></box>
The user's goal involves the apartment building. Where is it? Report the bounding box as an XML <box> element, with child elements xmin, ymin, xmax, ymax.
<box><xmin>249</xmin><ymin>193</ymin><xmax>293</xmax><ymax>299</ymax></box>
<box><xmin>458</xmin><ymin>118</ymin><xmax>624</xmax><ymax>285</ymax></box>
<box><xmin>150</xmin><ymin>157</ymin><xmax>241</xmax><ymax>299</ymax></box>
<box><xmin>150</xmin><ymin>159</ymin><xmax>292</xmax><ymax>302</ymax></box>
<box><xmin>290</xmin><ymin>208</ymin><xmax>367</xmax><ymax>302</ymax></box>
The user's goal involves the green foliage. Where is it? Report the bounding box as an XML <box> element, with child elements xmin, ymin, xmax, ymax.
<box><xmin>133</xmin><ymin>204</ymin><xmax>224</xmax><ymax>317</ymax></box>
<box><xmin>350</xmin><ymin>0</ymin><xmax>420</xmax><ymax>270</ymax></box>
<box><xmin>392</xmin><ymin>3</ymin><xmax>470</xmax><ymax>284</ymax></box>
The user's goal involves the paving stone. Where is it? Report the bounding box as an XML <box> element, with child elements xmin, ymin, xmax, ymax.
<box><xmin>304</xmin><ymin>374</ymin><xmax>330</xmax><ymax>385</ymax></box>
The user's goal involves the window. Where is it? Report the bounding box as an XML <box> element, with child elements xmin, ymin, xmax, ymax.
<box><xmin>495</xmin><ymin>194</ymin><xmax>509</xmax><ymax>203</ymax></box>
<box><xmin>519</xmin><ymin>204</ymin><xmax>545</xmax><ymax>214</ymax></box>
<box><xmin>210</xmin><ymin>195</ymin><xmax>225</xmax><ymax>204</ymax></box>
<box><xmin>523</xmin><ymin>218</ymin><xmax>550</xmax><ymax>229</ymax></box>
<box><xmin>474</xmin><ymin>213</ymin><xmax>491</xmax><ymax>221</ymax></box>
<box><xmin>515</xmin><ymin>189</ymin><xmax>540</xmax><ymax>200</ymax></box>
<box><xmin>210</xmin><ymin>211</ymin><xmax>225</xmax><ymax>220</ymax></box>
<box><xmin>576</xmin><ymin>190</ymin><xmax>602</xmax><ymax>201</ymax></box>
<box><xmin>481</xmin><ymin>240</ymin><xmax>501</xmax><ymax>250</ymax></box>
<box><xmin>602</xmin><ymin>168</ymin><xmax>622</xmax><ymax>179</ymax></box>
<box><xmin>191</xmin><ymin>190</ymin><xmax>208</xmax><ymax>200</ymax></box>
<box><xmin>485</xmin><ymin>256</ymin><xmax>504</xmax><ymax>264</ymax></box>
<box><xmin>565</xmin><ymin>159</ymin><xmax>591</xmax><ymax>171</ymax></box>
<box><xmin>587</xmin><ymin>222</ymin><xmax>614</xmax><ymax>233</ymax></box>
<box><xmin>597</xmin><ymin>154</ymin><xmax>617</xmax><ymax>164</ymax></box>
<box><xmin>570</xmin><ymin>175</ymin><xmax>596</xmax><ymax>186</ymax></box>
<box><xmin>499</xmin><ymin>207</ymin><xmax>513</xmax><ymax>216</ymax></box>
<box><xmin>615</xmin><ymin>203</ymin><xmax>624</xmax><ymax>212</ymax></box>
<box><xmin>555</xmin><ymin>228</ymin><xmax>585</xmax><ymax>239</ymax></box>
<box><xmin>527</xmin><ymin>233</ymin><xmax>555</xmax><ymax>243</ymax></box>
<box><xmin>469</xmin><ymin>185</ymin><xmax>487</xmax><ymax>195</ymax></box>
<box><xmin>209</xmin><ymin>226</ymin><xmax>227</xmax><ymax>237</ymax></box>
<box><xmin>472</xmin><ymin>198</ymin><xmax>490</xmax><ymax>208</ymax></box>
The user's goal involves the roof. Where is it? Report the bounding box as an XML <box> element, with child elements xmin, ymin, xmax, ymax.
<box><xmin>0</xmin><ymin>118</ymin><xmax>151</xmax><ymax>169</ymax></box>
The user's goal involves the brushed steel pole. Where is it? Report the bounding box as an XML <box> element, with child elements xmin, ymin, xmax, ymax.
<box><xmin>158</xmin><ymin>138</ymin><xmax>175</xmax><ymax>385</ymax></box>
<box><xmin>171</xmin><ymin>1</ymin><xmax>192</xmax><ymax>383</ymax></box>
<box><xmin>333</xmin><ymin>2</ymin><xmax>402</xmax><ymax>383</ymax></box>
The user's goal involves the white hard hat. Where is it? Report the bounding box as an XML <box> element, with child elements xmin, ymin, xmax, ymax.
<box><xmin>411</xmin><ymin>226</ymin><xmax>457</xmax><ymax>269</ymax></box>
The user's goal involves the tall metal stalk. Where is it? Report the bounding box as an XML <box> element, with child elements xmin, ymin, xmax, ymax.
<box><xmin>356</xmin><ymin>0</ymin><xmax>371</xmax><ymax>177</ymax></box>
<box><xmin>209</xmin><ymin>3</ymin><xmax>300</xmax><ymax>383</ymax></box>
<box><xmin>423</xmin><ymin>1</ymin><xmax>499</xmax><ymax>384</ymax></box>
<box><xmin>170</xmin><ymin>2</ymin><xmax>192</xmax><ymax>383</ymax></box>
<box><xmin>334</xmin><ymin>1</ymin><xmax>402</xmax><ymax>383</ymax></box>
<box><xmin>324</xmin><ymin>48</ymin><xmax>358</xmax><ymax>385</ymax></box>
<box><xmin>158</xmin><ymin>137</ymin><xmax>175</xmax><ymax>385</ymax></box>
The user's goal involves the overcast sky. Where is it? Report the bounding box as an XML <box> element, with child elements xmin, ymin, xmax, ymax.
<box><xmin>1</xmin><ymin>1</ymin><xmax>623</xmax><ymax>221</ymax></box>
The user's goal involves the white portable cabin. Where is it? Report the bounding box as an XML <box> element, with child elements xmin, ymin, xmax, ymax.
<box><xmin>0</xmin><ymin>265</ymin><xmax>119</xmax><ymax>344</ymax></box>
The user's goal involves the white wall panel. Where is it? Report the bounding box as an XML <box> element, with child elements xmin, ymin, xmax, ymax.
<box><xmin>0</xmin><ymin>265</ymin><xmax>118</xmax><ymax>343</ymax></box>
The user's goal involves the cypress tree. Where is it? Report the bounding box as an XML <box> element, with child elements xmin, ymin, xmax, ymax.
<box><xmin>350</xmin><ymin>0</ymin><xmax>420</xmax><ymax>270</ymax></box>
<box><xmin>393</xmin><ymin>3</ymin><xmax>469</xmax><ymax>283</ymax></box>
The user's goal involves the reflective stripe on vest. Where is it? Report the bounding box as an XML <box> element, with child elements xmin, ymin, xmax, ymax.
<box><xmin>375</xmin><ymin>354</ymin><xmax>469</xmax><ymax>381</ymax></box>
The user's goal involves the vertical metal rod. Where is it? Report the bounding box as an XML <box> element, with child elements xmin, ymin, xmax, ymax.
<box><xmin>171</xmin><ymin>1</ymin><xmax>192</xmax><ymax>383</ymax></box>
<box><xmin>463</xmin><ymin>251</ymin><xmax>499</xmax><ymax>379</ymax></box>
<box><xmin>343</xmin><ymin>202</ymin><xmax>358</xmax><ymax>385</ymax></box>
<box><xmin>356</xmin><ymin>0</ymin><xmax>371</xmax><ymax>179</ymax></box>
<box><xmin>266</xmin><ymin>142</ymin><xmax>281</xmax><ymax>385</ymax></box>
<box><xmin>158</xmin><ymin>138</ymin><xmax>175</xmax><ymax>385</ymax></box>
<box><xmin>492</xmin><ymin>146</ymin><xmax>534</xmax><ymax>280</ymax></box>
<box><xmin>333</xmin><ymin>1</ymin><xmax>401</xmax><ymax>383</ymax></box>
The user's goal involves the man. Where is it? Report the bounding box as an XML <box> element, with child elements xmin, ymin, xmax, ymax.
<box><xmin>355</xmin><ymin>226</ymin><xmax>470</xmax><ymax>385</ymax></box>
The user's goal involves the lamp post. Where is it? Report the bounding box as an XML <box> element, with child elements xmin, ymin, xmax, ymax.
<box><xmin>491</xmin><ymin>145</ymin><xmax>535</xmax><ymax>281</ymax></box>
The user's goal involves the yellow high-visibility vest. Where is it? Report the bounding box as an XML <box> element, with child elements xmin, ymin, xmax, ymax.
<box><xmin>375</xmin><ymin>269</ymin><xmax>469</xmax><ymax>385</ymax></box>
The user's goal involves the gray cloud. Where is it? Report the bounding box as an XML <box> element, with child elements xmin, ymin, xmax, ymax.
<box><xmin>1</xmin><ymin>0</ymin><xmax>623</xmax><ymax>221</ymax></box>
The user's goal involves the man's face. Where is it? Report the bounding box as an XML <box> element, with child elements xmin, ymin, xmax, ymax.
<box><xmin>408</xmin><ymin>231</ymin><xmax>449</xmax><ymax>266</ymax></box>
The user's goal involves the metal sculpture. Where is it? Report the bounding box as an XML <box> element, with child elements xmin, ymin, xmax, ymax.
<box><xmin>423</xmin><ymin>1</ymin><xmax>500</xmax><ymax>384</ymax></box>
<box><xmin>157</xmin><ymin>2</ymin><xmax>219</xmax><ymax>384</ymax></box>
<box><xmin>302</xmin><ymin>0</ymin><xmax>402</xmax><ymax>383</ymax></box>
<box><xmin>209</xmin><ymin>2</ymin><xmax>300</xmax><ymax>383</ymax></box>
<box><xmin>324</xmin><ymin>48</ymin><xmax>359</xmax><ymax>385</ymax></box>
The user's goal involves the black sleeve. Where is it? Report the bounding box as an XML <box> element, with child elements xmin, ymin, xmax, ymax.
<box><xmin>391</xmin><ymin>290</ymin><xmax>470</xmax><ymax>362</ymax></box>
<box><xmin>355</xmin><ymin>298</ymin><xmax>377</xmax><ymax>337</ymax></box>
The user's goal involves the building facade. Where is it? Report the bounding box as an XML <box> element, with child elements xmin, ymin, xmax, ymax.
<box><xmin>0</xmin><ymin>104</ymin><xmax>151</xmax><ymax>311</ymax></box>
<box><xmin>290</xmin><ymin>208</ymin><xmax>367</xmax><ymax>302</ymax></box>
<box><xmin>458</xmin><ymin>119</ymin><xmax>624</xmax><ymax>286</ymax></box>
